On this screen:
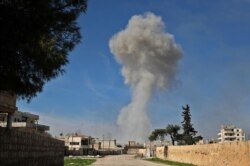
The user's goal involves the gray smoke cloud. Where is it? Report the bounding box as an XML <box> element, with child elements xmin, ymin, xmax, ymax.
<box><xmin>109</xmin><ymin>12</ymin><xmax>182</xmax><ymax>142</ymax></box>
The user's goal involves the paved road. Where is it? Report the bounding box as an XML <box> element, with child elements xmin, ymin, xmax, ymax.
<box><xmin>91</xmin><ymin>155</ymin><xmax>168</xmax><ymax>166</ymax></box>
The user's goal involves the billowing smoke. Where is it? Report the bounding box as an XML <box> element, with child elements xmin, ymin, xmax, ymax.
<box><xmin>109</xmin><ymin>12</ymin><xmax>182</xmax><ymax>142</ymax></box>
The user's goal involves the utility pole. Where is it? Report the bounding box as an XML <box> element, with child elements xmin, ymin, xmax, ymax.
<box><xmin>109</xmin><ymin>139</ymin><xmax>110</xmax><ymax>150</ymax></box>
<box><xmin>102</xmin><ymin>134</ymin><xmax>104</xmax><ymax>150</ymax></box>
<box><xmin>71</xmin><ymin>133</ymin><xmax>73</xmax><ymax>151</ymax></box>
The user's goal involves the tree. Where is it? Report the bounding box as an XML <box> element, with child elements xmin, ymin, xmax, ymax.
<box><xmin>148</xmin><ymin>129</ymin><xmax>166</xmax><ymax>142</ymax></box>
<box><xmin>0</xmin><ymin>0</ymin><xmax>87</xmax><ymax>101</ymax></box>
<box><xmin>148</xmin><ymin>133</ymin><xmax>157</xmax><ymax>142</ymax></box>
<box><xmin>181</xmin><ymin>105</ymin><xmax>202</xmax><ymax>145</ymax></box>
<box><xmin>154</xmin><ymin>129</ymin><xmax>167</xmax><ymax>142</ymax></box>
<box><xmin>166</xmin><ymin>124</ymin><xmax>181</xmax><ymax>145</ymax></box>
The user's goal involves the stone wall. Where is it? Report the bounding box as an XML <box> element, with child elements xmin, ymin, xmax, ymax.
<box><xmin>137</xmin><ymin>149</ymin><xmax>146</xmax><ymax>157</ymax></box>
<box><xmin>155</xmin><ymin>146</ymin><xmax>167</xmax><ymax>159</ymax></box>
<box><xmin>0</xmin><ymin>128</ymin><xmax>64</xmax><ymax>166</ymax></box>
<box><xmin>159</xmin><ymin>141</ymin><xmax>250</xmax><ymax>166</ymax></box>
<box><xmin>127</xmin><ymin>148</ymin><xmax>139</xmax><ymax>155</ymax></box>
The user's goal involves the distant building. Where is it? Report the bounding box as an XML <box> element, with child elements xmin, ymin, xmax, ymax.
<box><xmin>0</xmin><ymin>110</ymin><xmax>49</xmax><ymax>133</ymax></box>
<box><xmin>57</xmin><ymin>134</ymin><xmax>123</xmax><ymax>155</ymax></box>
<box><xmin>57</xmin><ymin>134</ymin><xmax>94</xmax><ymax>154</ymax></box>
<box><xmin>67</xmin><ymin>135</ymin><xmax>94</xmax><ymax>151</ymax></box>
<box><xmin>59</xmin><ymin>134</ymin><xmax>122</xmax><ymax>155</ymax></box>
<box><xmin>199</xmin><ymin>139</ymin><xmax>219</xmax><ymax>144</ymax></box>
<box><xmin>124</xmin><ymin>141</ymin><xmax>144</xmax><ymax>155</ymax></box>
<box><xmin>93</xmin><ymin>138</ymin><xmax>118</xmax><ymax>150</ymax></box>
<box><xmin>218</xmin><ymin>125</ymin><xmax>245</xmax><ymax>143</ymax></box>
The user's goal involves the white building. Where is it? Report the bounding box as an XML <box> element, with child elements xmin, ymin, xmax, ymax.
<box><xmin>0</xmin><ymin>110</ymin><xmax>49</xmax><ymax>133</ymax></box>
<box><xmin>68</xmin><ymin>135</ymin><xmax>94</xmax><ymax>151</ymax></box>
<box><xmin>58</xmin><ymin>134</ymin><xmax>94</xmax><ymax>151</ymax></box>
<box><xmin>218</xmin><ymin>125</ymin><xmax>245</xmax><ymax>143</ymax></box>
<box><xmin>93</xmin><ymin>138</ymin><xmax>118</xmax><ymax>150</ymax></box>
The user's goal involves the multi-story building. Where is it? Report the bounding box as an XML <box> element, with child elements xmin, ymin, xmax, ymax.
<box><xmin>58</xmin><ymin>134</ymin><xmax>94</xmax><ymax>150</ymax></box>
<box><xmin>218</xmin><ymin>125</ymin><xmax>245</xmax><ymax>143</ymax></box>
<box><xmin>0</xmin><ymin>110</ymin><xmax>49</xmax><ymax>133</ymax></box>
<box><xmin>67</xmin><ymin>135</ymin><xmax>94</xmax><ymax>151</ymax></box>
<box><xmin>57</xmin><ymin>134</ymin><xmax>123</xmax><ymax>155</ymax></box>
<box><xmin>57</xmin><ymin>134</ymin><xmax>94</xmax><ymax>155</ymax></box>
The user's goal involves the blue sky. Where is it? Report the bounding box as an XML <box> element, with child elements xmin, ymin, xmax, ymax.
<box><xmin>18</xmin><ymin>0</ymin><xmax>250</xmax><ymax>141</ymax></box>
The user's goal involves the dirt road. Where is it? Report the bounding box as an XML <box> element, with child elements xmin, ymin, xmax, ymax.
<box><xmin>91</xmin><ymin>155</ymin><xmax>168</xmax><ymax>166</ymax></box>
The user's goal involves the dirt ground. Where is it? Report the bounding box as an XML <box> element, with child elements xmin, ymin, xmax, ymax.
<box><xmin>91</xmin><ymin>155</ymin><xmax>168</xmax><ymax>166</ymax></box>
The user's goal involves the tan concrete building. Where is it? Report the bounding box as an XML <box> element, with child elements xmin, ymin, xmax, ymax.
<box><xmin>124</xmin><ymin>141</ymin><xmax>144</xmax><ymax>155</ymax></box>
<box><xmin>94</xmin><ymin>138</ymin><xmax>118</xmax><ymax>150</ymax></box>
<box><xmin>218</xmin><ymin>125</ymin><xmax>245</xmax><ymax>143</ymax></box>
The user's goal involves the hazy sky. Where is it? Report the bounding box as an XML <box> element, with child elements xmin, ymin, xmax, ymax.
<box><xmin>18</xmin><ymin>0</ymin><xmax>250</xmax><ymax>142</ymax></box>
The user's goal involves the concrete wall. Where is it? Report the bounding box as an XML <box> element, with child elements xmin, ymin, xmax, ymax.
<box><xmin>160</xmin><ymin>141</ymin><xmax>250</xmax><ymax>166</ymax></box>
<box><xmin>0</xmin><ymin>128</ymin><xmax>64</xmax><ymax>166</ymax></box>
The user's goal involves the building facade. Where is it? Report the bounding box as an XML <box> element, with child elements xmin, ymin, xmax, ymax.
<box><xmin>57</xmin><ymin>134</ymin><xmax>95</xmax><ymax>155</ymax></box>
<box><xmin>94</xmin><ymin>138</ymin><xmax>118</xmax><ymax>150</ymax></box>
<box><xmin>218</xmin><ymin>125</ymin><xmax>245</xmax><ymax>143</ymax></box>
<box><xmin>67</xmin><ymin>135</ymin><xmax>94</xmax><ymax>151</ymax></box>
<box><xmin>58</xmin><ymin>134</ymin><xmax>94</xmax><ymax>150</ymax></box>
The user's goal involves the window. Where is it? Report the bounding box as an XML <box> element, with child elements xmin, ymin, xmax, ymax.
<box><xmin>70</xmin><ymin>142</ymin><xmax>79</xmax><ymax>145</ymax></box>
<box><xmin>21</xmin><ymin>116</ymin><xmax>28</xmax><ymax>122</ymax></box>
<box><xmin>81</xmin><ymin>139</ymin><xmax>89</xmax><ymax>145</ymax></box>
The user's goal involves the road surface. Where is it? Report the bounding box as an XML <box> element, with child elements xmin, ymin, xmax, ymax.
<box><xmin>91</xmin><ymin>155</ymin><xmax>168</xmax><ymax>166</ymax></box>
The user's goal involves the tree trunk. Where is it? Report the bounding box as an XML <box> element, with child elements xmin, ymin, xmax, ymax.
<box><xmin>170</xmin><ymin>135</ymin><xmax>174</xmax><ymax>145</ymax></box>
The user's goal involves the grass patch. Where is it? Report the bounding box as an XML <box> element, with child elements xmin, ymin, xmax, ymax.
<box><xmin>145</xmin><ymin>158</ymin><xmax>196</xmax><ymax>166</ymax></box>
<box><xmin>64</xmin><ymin>157</ymin><xmax>96</xmax><ymax>166</ymax></box>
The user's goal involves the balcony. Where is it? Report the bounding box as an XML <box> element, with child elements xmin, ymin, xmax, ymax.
<box><xmin>224</xmin><ymin>135</ymin><xmax>236</xmax><ymax>138</ymax></box>
<box><xmin>0</xmin><ymin>122</ymin><xmax>49</xmax><ymax>132</ymax></box>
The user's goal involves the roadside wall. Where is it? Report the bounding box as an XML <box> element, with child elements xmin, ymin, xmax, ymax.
<box><xmin>127</xmin><ymin>148</ymin><xmax>139</xmax><ymax>155</ymax></box>
<box><xmin>155</xmin><ymin>146</ymin><xmax>167</xmax><ymax>159</ymax></box>
<box><xmin>138</xmin><ymin>149</ymin><xmax>146</xmax><ymax>157</ymax></box>
<box><xmin>164</xmin><ymin>141</ymin><xmax>250</xmax><ymax>166</ymax></box>
<box><xmin>0</xmin><ymin>128</ymin><xmax>64</xmax><ymax>166</ymax></box>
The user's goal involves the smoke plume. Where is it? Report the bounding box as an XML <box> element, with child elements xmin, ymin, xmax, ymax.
<box><xmin>109</xmin><ymin>13</ymin><xmax>182</xmax><ymax>142</ymax></box>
